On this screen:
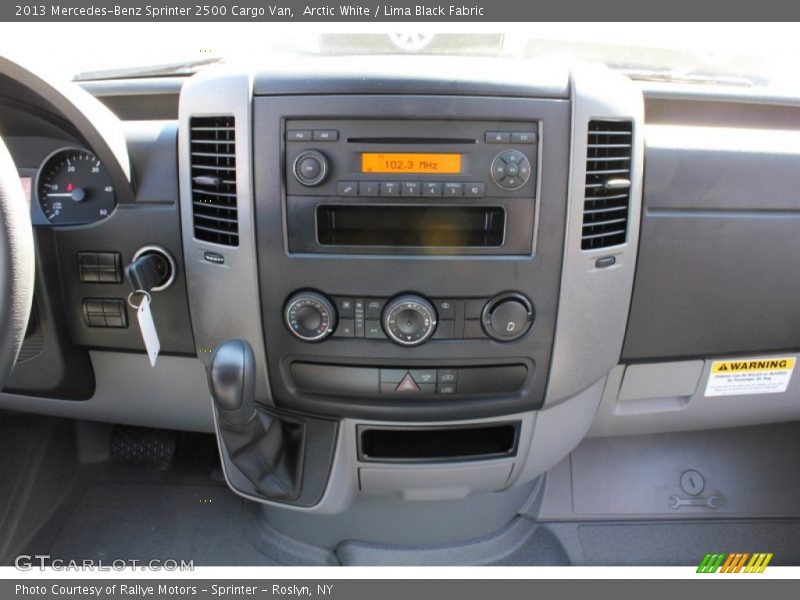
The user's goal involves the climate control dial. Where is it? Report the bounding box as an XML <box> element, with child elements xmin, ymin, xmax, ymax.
<box><xmin>382</xmin><ymin>295</ymin><xmax>438</xmax><ymax>346</ymax></box>
<box><xmin>481</xmin><ymin>292</ymin><xmax>534</xmax><ymax>341</ymax></box>
<box><xmin>284</xmin><ymin>291</ymin><xmax>337</xmax><ymax>342</ymax></box>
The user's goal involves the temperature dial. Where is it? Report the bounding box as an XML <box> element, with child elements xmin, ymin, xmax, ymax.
<box><xmin>382</xmin><ymin>295</ymin><xmax>438</xmax><ymax>346</ymax></box>
<box><xmin>284</xmin><ymin>291</ymin><xmax>337</xmax><ymax>342</ymax></box>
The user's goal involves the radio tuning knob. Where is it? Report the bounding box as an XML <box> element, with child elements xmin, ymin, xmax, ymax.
<box><xmin>382</xmin><ymin>295</ymin><xmax>438</xmax><ymax>346</ymax></box>
<box><xmin>293</xmin><ymin>150</ymin><xmax>329</xmax><ymax>187</ymax></box>
<box><xmin>284</xmin><ymin>291</ymin><xmax>337</xmax><ymax>342</ymax></box>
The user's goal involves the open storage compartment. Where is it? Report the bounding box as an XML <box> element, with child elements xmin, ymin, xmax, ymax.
<box><xmin>358</xmin><ymin>422</ymin><xmax>520</xmax><ymax>463</ymax></box>
<box><xmin>317</xmin><ymin>205</ymin><xmax>505</xmax><ymax>248</ymax></box>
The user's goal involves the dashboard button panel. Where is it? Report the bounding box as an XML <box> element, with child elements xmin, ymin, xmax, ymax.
<box><xmin>78</xmin><ymin>251</ymin><xmax>122</xmax><ymax>284</ymax></box>
<box><xmin>291</xmin><ymin>363</ymin><xmax>528</xmax><ymax>398</ymax></box>
<box><xmin>82</xmin><ymin>297</ymin><xmax>128</xmax><ymax>328</ymax></box>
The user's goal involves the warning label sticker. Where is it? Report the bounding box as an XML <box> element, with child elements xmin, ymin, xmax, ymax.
<box><xmin>705</xmin><ymin>357</ymin><xmax>796</xmax><ymax>397</ymax></box>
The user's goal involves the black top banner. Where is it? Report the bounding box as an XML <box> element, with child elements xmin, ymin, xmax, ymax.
<box><xmin>3</xmin><ymin>0</ymin><xmax>800</xmax><ymax>21</ymax></box>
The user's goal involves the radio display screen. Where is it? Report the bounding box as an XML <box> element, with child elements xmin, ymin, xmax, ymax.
<box><xmin>361</xmin><ymin>153</ymin><xmax>462</xmax><ymax>174</ymax></box>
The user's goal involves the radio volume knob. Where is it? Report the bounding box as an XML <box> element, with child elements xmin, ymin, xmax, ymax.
<box><xmin>383</xmin><ymin>295</ymin><xmax>438</xmax><ymax>346</ymax></box>
<box><xmin>293</xmin><ymin>150</ymin><xmax>329</xmax><ymax>187</ymax></box>
<box><xmin>284</xmin><ymin>291</ymin><xmax>337</xmax><ymax>342</ymax></box>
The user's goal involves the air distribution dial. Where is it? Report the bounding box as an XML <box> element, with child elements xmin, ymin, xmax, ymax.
<box><xmin>292</xmin><ymin>150</ymin><xmax>329</xmax><ymax>187</ymax></box>
<box><xmin>481</xmin><ymin>292</ymin><xmax>534</xmax><ymax>341</ymax></box>
<box><xmin>284</xmin><ymin>291</ymin><xmax>337</xmax><ymax>342</ymax></box>
<box><xmin>382</xmin><ymin>294</ymin><xmax>438</xmax><ymax>346</ymax></box>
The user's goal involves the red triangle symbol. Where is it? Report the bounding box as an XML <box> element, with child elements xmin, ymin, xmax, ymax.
<box><xmin>395</xmin><ymin>372</ymin><xmax>420</xmax><ymax>393</ymax></box>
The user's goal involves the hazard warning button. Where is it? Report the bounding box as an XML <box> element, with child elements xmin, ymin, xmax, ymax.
<box><xmin>395</xmin><ymin>372</ymin><xmax>421</xmax><ymax>393</ymax></box>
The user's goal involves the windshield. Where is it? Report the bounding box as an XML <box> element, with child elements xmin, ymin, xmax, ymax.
<box><xmin>2</xmin><ymin>23</ymin><xmax>799</xmax><ymax>91</ymax></box>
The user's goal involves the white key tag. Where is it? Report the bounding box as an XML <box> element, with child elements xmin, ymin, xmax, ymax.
<box><xmin>129</xmin><ymin>291</ymin><xmax>160</xmax><ymax>367</ymax></box>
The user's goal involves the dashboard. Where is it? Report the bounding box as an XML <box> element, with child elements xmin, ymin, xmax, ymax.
<box><xmin>1</xmin><ymin>55</ymin><xmax>799</xmax><ymax>516</ymax></box>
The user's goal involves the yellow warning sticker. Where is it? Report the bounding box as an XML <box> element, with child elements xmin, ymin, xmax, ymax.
<box><xmin>705</xmin><ymin>356</ymin><xmax>795</xmax><ymax>397</ymax></box>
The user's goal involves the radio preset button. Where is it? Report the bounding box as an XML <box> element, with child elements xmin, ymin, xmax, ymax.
<box><xmin>359</xmin><ymin>181</ymin><xmax>379</xmax><ymax>196</ymax></box>
<box><xmin>444</xmin><ymin>182</ymin><xmax>464</xmax><ymax>197</ymax></box>
<box><xmin>338</xmin><ymin>182</ymin><xmax>358</xmax><ymax>196</ymax></box>
<box><xmin>380</xmin><ymin>182</ymin><xmax>401</xmax><ymax>197</ymax></box>
<box><xmin>423</xmin><ymin>182</ymin><xmax>442</xmax><ymax>197</ymax></box>
<box><xmin>402</xmin><ymin>182</ymin><xmax>421</xmax><ymax>196</ymax></box>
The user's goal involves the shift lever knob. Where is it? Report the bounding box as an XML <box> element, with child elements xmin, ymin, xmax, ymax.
<box><xmin>209</xmin><ymin>339</ymin><xmax>256</xmax><ymax>427</ymax></box>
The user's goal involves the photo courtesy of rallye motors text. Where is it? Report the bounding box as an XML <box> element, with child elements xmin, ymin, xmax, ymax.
<box><xmin>14</xmin><ymin>585</ymin><xmax>328</xmax><ymax>596</ymax></box>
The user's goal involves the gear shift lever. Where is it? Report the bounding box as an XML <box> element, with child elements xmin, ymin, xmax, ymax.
<box><xmin>209</xmin><ymin>339</ymin><xmax>304</xmax><ymax>501</ymax></box>
<box><xmin>210</xmin><ymin>339</ymin><xmax>256</xmax><ymax>427</ymax></box>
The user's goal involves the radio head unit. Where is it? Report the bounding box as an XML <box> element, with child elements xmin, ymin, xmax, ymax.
<box><xmin>284</xmin><ymin>119</ymin><xmax>540</xmax><ymax>255</ymax></box>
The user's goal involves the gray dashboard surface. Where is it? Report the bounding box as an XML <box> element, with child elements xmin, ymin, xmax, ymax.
<box><xmin>623</xmin><ymin>125</ymin><xmax>800</xmax><ymax>360</ymax></box>
<box><xmin>252</xmin><ymin>56</ymin><xmax>569</xmax><ymax>99</ymax></box>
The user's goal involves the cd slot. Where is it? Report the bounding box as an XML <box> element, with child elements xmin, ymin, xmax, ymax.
<box><xmin>316</xmin><ymin>205</ymin><xmax>505</xmax><ymax>248</ymax></box>
<box><xmin>347</xmin><ymin>137</ymin><xmax>476</xmax><ymax>144</ymax></box>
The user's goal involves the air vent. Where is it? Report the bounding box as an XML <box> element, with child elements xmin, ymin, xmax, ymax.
<box><xmin>189</xmin><ymin>116</ymin><xmax>239</xmax><ymax>246</ymax></box>
<box><xmin>581</xmin><ymin>120</ymin><xmax>632</xmax><ymax>250</ymax></box>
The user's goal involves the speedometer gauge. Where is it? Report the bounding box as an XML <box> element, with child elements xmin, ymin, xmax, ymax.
<box><xmin>36</xmin><ymin>148</ymin><xmax>116</xmax><ymax>225</ymax></box>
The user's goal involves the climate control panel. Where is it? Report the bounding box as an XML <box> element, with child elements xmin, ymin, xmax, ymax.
<box><xmin>283</xmin><ymin>290</ymin><xmax>534</xmax><ymax>345</ymax></box>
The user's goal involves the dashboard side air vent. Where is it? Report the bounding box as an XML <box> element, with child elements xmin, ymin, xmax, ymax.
<box><xmin>581</xmin><ymin>120</ymin><xmax>632</xmax><ymax>250</ymax></box>
<box><xmin>189</xmin><ymin>116</ymin><xmax>239</xmax><ymax>246</ymax></box>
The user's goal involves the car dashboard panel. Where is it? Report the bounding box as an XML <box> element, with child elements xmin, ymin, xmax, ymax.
<box><xmin>1</xmin><ymin>55</ymin><xmax>799</xmax><ymax>512</ymax></box>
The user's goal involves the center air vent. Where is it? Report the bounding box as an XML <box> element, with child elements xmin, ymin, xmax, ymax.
<box><xmin>189</xmin><ymin>116</ymin><xmax>239</xmax><ymax>247</ymax></box>
<box><xmin>581</xmin><ymin>120</ymin><xmax>632</xmax><ymax>250</ymax></box>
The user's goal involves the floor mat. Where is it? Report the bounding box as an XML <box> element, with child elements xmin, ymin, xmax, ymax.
<box><xmin>576</xmin><ymin>520</ymin><xmax>800</xmax><ymax>566</ymax></box>
<box><xmin>0</xmin><ymin>415</ymin><xmax>77</xmax><ymax>563</ymax></box>
<box><xmin>34</xmin><ymin>481</ymin><xmax>279</xmax><ymax>566</ymax></box>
